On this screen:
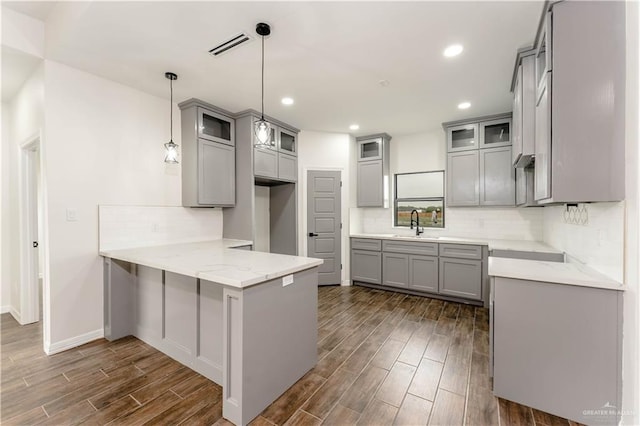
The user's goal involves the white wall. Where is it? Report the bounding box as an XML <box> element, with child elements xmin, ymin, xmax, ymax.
<box><xmin>543</xmin><ymin>203</ymin><xmax>624</xmax><ymax>282</ymax></box>
<box><xmin>298</xmin><ymin>130</ymin><xmax>352</xmax><ymax>285</ymax></box>
<box><xmin>42</xmin><ymin>60</ymin><xmax>183</xmax><ymax>350</ymax></box>
<box><xmin>356</xmin><ymin>129</ymin><xmax>545</xmax><ymax>241</ymax></box>
<box><xmin>622</xmin><ymin>2</ymin><xmax>640</xmax><ymax>423</ymax></box>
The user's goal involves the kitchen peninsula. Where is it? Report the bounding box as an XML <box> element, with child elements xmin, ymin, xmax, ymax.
<box><xmin>101</xmin><ymin>239</ymin><xmax>323</xmax><ymax>426</ymax></box>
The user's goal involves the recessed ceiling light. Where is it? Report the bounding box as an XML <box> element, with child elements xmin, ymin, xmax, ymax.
<box><xmin>458</xmin><ymin>102</ymin><xmax>471</xmax><ymax>110</ymax></box>
<box><xmin>443</xmin><ymin>44</ymin><xmax>464</xmax><ymax>58</ymax></box>
<box><xmin>349</xmin><ymin>124</ymin><xmax>360</xmax><ymax>131</ymax></box>
<box><xmin>281</xmin><ymin>97</ymin><xmax>294</xmax><ymax>105</ymax></box>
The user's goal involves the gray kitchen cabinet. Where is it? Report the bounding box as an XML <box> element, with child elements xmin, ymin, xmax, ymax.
<box><xmin>357</xmin><ymin>160</ymin><xmax>383</xmax><ymax>207</ymax></box>
<box><xmin>479</xmin><ymin>146</ymin><xmax>515</xmax><ymax>206</ymax></box>
<box><xmin>278</xmin><ymin>127</ymin><xmax>297</xmax><ymax>156</ymax></box>
<box><xmin>533</xmin><ymin>2</ymin><xmax>625</xmax><ymax>203</ymax></box>
<box><xmin>444</xmin><ymin>113</ymin><xmax>514</xmax><ymax>208</ymax></box>
<box><xmin>356</xmin><ymin>133</ymin><xmax>391</xmax><ymax>208</ymax></box>
<box><xmin>382</xmin><ymin>253</ymin><xmax>409</xmax><ymax>288</ymax></box>
<box><xmin>447</xmin><ymin>150</ymin><xmax>479</xmax><ymax>206</ymax></box>
<box><xmin>516</xmin><ymin>167</ymin><xmax>537</xmax><ymax>207</ymax></box>
<box><xmin>278</xmin><ymin>153</ymin><xmax>297</xmax><ymax>182</ymax></box>
<box><xmin>447</xmin><ymin>123</ymin><xmax>478</xmax><ymax>152</ymax></box>
<box><xmin>479</xmin><ymin>118</ymin><xmax>511</xmax><ymax>149</ymax></box>
<box><xmin>254</xmin><ymin>147</ymin><xmax>278</xmax><ymax>180</ymax></box>
<box><xmin>492</xmin><ymin>277</ymin><xmax>622</xmax><ymax>424</ymax></box>
<box><xmin>351</xmin><ymin>249</ymin><xmax>382</xmax><ymax>285</ymax></box>
<box><xmin>408</xmin><ymin>255</ymin><xmax>438</xmax><ymax>293</ymax></box>
<box><xmin>439</xmin><ymin>257</ymin><xmax>482</xmax><ymax>301</ymax></box>
<box><xmin>198</xmin><ymin>140</ymin><xmax>235</xmax><ymax>206</ymax></box>
<box><xmin>511</xmin><ymin>51</ymin><xmax>536</xmax><ymax>167</ymax></box>
<box><xmin>223</xmin><ymin>110</ymin><xmax>299</xmax><ymax>256</ymax></box>
<box><xmin>179</xmin><ymin>99</ymin><xmax>236</xmax><ymax>207</ymax></box>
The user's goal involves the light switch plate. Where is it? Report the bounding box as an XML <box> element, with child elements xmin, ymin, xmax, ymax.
<box><xmin>282</xmin><ymin>274</ymin><xmax>294</xmax><ymax>286</ymax></box>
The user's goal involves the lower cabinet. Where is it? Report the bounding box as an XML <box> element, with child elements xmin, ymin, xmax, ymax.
<box><xmin>439</xmin><ymin>257</ymin><xmax>482</xmax><ymax>300</ymax></box>
<box><xmin>408</xmin><ymin>255</ymin><xmax>439</xmax><ymax>293</ymax></box>
<box><xmin>351</xmin><ymin>238</ymin><xmax>486</xmax><ymax>303</ymax></box>
<box><xmin>382</xmin><ymin>253</ymin><xmax>409</xmax><ymax>288</ymax></box>
<box><xmin>351</xmin><ymin>249</ymin><xmax>382</xmax><ymax>284</ymax></box>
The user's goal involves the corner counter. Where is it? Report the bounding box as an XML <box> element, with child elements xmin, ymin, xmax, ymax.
<box><xmin>101</xmin><ymin>240</ymin><xmax>323</xmax><ymax>426</ymax></box>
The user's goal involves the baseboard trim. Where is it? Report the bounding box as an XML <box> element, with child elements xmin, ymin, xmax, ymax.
<box><xmin>45</xmin><ymin>328</ymin><xmax>104</xmax><ymax>355</ymax></box>
<box><xmin>0</xmin><ymin>305</ymin><xmax>11</xmax><ymax>314</ymax></box>
<box><xmin>10</xmin><ymin>307</ymin><xmax>21</xmax><ymax>323</ymax></box>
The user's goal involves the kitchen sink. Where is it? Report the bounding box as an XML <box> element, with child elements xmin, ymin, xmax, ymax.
<box><xmin>391</xmin><ymin>234</ymin><xmax>439</xmax><ymax>240</ymax></box>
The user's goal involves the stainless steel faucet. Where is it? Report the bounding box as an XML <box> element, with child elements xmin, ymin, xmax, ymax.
<box><xmin>410</xmin><ymin>209</ymin><xmax>424</xmax><ymax>236</ymax></box>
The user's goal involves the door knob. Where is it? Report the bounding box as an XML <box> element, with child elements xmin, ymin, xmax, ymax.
<box><xmin>308</xmin><ymin>232</ymin><xmax>318</xmax><ymax>237</ymax></box>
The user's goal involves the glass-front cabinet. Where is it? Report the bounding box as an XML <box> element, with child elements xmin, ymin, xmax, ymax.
<box><xmin>357</xmin><ymin>138</ymin><xmax>383</xmax><ymax>161</ymax></box>
<box><xmin>479</xmin><ymin>118</ymin><xmax>511</xmax><ymax>148</ymax></box>
<box><xmin>278</xmin><ymin>128</ymin><xmax>297</xmax><ymax>156</ymax></box>
<box><xmin>198</xmin><ymin>107</ymin><xmax>235</xmax><ymax>146</ymax></box>
<box><xmin>447</xmin><ymin>124</ymin><xmax>479</xmax><ymax>152</ymax></box>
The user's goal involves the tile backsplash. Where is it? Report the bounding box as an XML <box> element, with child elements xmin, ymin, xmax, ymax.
<box><xmin>543</xmin><ymin>202</ymin><xmax>624</xmax><ymax>282</ymax></box>
<box><xmin>99</xmin><ymin>205</ymin><xmax>223</xmax><ymax>251</ymax></box>
<box><xmin>358</xmin><ymin>207</ymin><xmax>544</xmax><ymax>241</ymax></box>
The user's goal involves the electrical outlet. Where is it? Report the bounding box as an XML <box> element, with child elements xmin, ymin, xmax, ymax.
<box><xmin>282</xmin><ymin>274</ymin><xmax>294</xmax><ymax>287</ymax></box>
<box><xmin>66</xmin><ymin>208</ymin><xmax>78</xmax><ymax>222</ymax></box>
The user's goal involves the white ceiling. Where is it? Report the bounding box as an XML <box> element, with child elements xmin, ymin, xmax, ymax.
<box><xmin>2</xmin><ymin>1</ymin><xmax>543</xmax><ymax>136</ymax></box>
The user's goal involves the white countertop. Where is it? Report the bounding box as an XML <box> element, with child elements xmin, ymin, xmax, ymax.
<box><xmin>488</xmin><ymin>256</ymin><xmax>624</xmax><ymax>291</ymax></box>
<box><xmin>100</xmin><ymin>239</ymin><xmax>323</xmax><ymax>288</ymax></box>
<box><xmin>350</xmin><ymin>233</ymin><xmax>562</xmax><ymax>254</ymax></box>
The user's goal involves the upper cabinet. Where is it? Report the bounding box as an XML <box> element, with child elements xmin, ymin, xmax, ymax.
<box><xmin>511</xmin><ymin>51</ymin><xmax>536</xmax><ymax>168</ymax></box>
<box><xmin>444</xmin><ymin>114</ymin><xmax>515</xmax><ymax>207</ymax></box>
<box><xmin>278</xmin><ymin>127</ymin><xmax>297</xmax><ymax>156</ymax></box>
<box><xmin>356</xmin><ymin>133</ymin><xmax>391</xmax><ymax>207</ymax></box>
<box><xmin>531</xmin><ymin>1</ymin><xmax>625</xmax><ymax>204</ymax></box>
<box><xmin>179</xmin><ymin>99</ymin><xmax>236</xmax><ymax>207</ymax></box>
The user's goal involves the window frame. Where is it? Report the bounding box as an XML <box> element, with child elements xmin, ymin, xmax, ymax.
<box><xmin>393</xmin><ymin>170</ymin><xmax>445</xmax><ymax>228</ymax></box>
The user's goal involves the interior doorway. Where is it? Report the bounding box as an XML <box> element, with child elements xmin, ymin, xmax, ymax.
<box><xmin>19</xmin><ymin>134</ymin><xmax>43</xmax><ymax>325</ymax></box>
<box><xmin>306</xmin><ymin>170</ymin><xmax>342</xmax><ymax>286</ymax></box>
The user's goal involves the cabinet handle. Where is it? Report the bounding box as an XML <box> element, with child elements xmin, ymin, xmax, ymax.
<box><xmin>308</xmin><ymin>233</ymin><xmax>319</xmax><ymax>237</ymax></box>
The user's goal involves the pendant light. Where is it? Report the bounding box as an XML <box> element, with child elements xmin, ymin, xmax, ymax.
<box><xmin>254</xmin><ymin>22</ymin><xmax>272</xmax><ymax>148</ymax></box>
<box><xmin>164</xmin><ymin>72</ymin><xmax>179</xmax><ymax>163</ymax></box>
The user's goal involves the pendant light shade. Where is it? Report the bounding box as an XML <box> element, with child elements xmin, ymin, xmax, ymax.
<box><xmin>254</xmin><ymin>22</ymin><xmax>272</xmax><ymax>148</ymax></box>
<box><xmin>164</xmin><ymin>72</ymin><xmax>179</xmax><ymax>163</ymax></box>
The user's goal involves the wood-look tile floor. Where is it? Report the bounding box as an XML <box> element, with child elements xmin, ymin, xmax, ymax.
<box><xmin>1</xmin><ymin>286</ymin><xmax>579</xmax><ymax>425</ymax></box>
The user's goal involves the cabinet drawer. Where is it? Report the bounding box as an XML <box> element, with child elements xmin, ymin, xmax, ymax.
<box><xmin>439</xmin><ymin>243</ymin><xmax>483</xmax><ymax>260</ymax></box>
<box><xmin>382</xmin><ymin>240</ymin><xmax>438</xmax><ymax>256</ymax></box>
<box><xmin>351</xmin><ymin>238</ymin><xmax>382</xmax><ymax>251</ymax></box>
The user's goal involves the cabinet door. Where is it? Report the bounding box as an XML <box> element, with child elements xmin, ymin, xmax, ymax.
<box><xmin>357</xmin><ymin>160</ymin><xmax>383</xmax><ymax>207</ymax></box>
<box><xmin>439</xmin><ymin>257</ymin><xmax>482</xmax><ymax>300</ymax></box>
<box><xmin>197</xmin><ymin>107</ymin><xmax>235</xmax><ymax>146</ymax></box>
<box><xmin>357</xmin><ymin>138</ymin><xmax>383</xmax><ymax>161</ymax></box>
<box><xmin>278</xmin><ymin>128</ymin><xmax>297</xmax><ymax>156</ymax></box>
<box><xmin>408</xmin><ymin>255</ymin><xmax>438</xmax><ymax>293</ymax></box>
<box><xmin>382</xmin><ymin>253</ymin><xmax>409</xmax><ymax>289</ymax></box>
<box><xmin>278</xmin><ymin>153</ymin><xmax>297</xmax><ymax>182</ymax></box>
<box><xmin>254</xmin><ymin>148</ymin><xmax>278</xmax><ymax>179</ymax></box>
<box><xmin>447</xmin><ymin>151</ymin><xmax>479</xmax><ymax>206</ymax></box>
<box><xmin>198</xmin><ymin>140</ymin><xmax>235</xmax><ymax>206</ymax></box>
<box><xmin>512</xmin><ymin>65</ymin><xmax>523</xmax><ymax>165</ymax></box>
<box><xmin>479</xmin><ymin>118</ymin><xmax>511</xmax><ymax>149</ymax></box>
<box><xmin>351</xmin><ymin>249</ymin><xmax>381</xmax><ymax>285</ymax></box>
<box><xmin>447</xmin><ymin>123</ymin><xmax>479</xmax><ymax>152</ymax></box>
<box><xmin>479</xmin><ymin>146</ymin><xmax>515</xmax><ymax>206</ymax></box>
<box><xmin>516</xmin><ymin>168</ymin><xmax>537</xmax><ymax>207</ymax></box>
<box><xmin>534</xmin><ymin>73</ymin><xmax>551</xmax><ymax>201</ymax></box>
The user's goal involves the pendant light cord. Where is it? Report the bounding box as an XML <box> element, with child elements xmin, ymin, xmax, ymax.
<box><xmin>170</xmin><ymin>78</ymin><xmax>173</xmax><ymax>141</ymax></box>
<box><xmin>261</xmin><ymin>35</ymin><xmax>265</xmax><ymax>120</ymax></box>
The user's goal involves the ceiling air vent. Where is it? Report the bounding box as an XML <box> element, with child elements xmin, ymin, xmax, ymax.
<box><xmin>209</xmin><ymin>32</ymin><xmax>252</xmax><ymax>57</ymax></box>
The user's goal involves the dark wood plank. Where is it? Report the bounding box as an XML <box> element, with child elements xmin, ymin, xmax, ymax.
<box><xmin>301</xmin><ymin>368</ymin><xmax>357</xmax><ymax>419</ymax></box>
<box><xmin>498</xmin><ymin>398</ymin><xmax>535</xmax><ymax>426</ymax></box>
<box><xmin>375</xmin><ymin>361</ymin><xmax>416</xmax><ymax>408</ymax></box>
<box><xmin>356</xmin><ymin>398</ymin><xmax>398</xmax><ymax>426</ymax></box>
<box><xmin>465</xmin><ymin>384</ymin><xmax>499</xmax><ymax>426</ymax></box>
<box><xmin>407</xmin><ymin>357</ymin><xmax>443</xmax><ymax>402</ymax></box>
<box><xmin>473</xmin><ymin>329</ymin><xmax>489</xmax><ymax>355</ymax></box>
<box><xmin>340</xmin><ymin>365</ymin><xmax>388</xmax><ymax>413</ymax></box>
<box><xmin>394</xmin><ymin>393</ymin><xmax>432</xmax><ymax>426</ymax></box>
<box><xmin>423</xmin><ymin>334</ymin><xmax>450</xmax><ymax>363</ymax></box>
<box><xmin>260</xmin><ymin>372</ymin><xmax>326</xmax><ymax>425</ymax></box>
<box><xmin>533</xmin><ymin>408</ymin><xmax>570</xmax><ymax>426</ymax></box>
<box><xmin>428</xmin><ymin>389</ymin><xmax>465</xmax><ymax>426</ymax></box>
<box><xmin>284</xmin><ymin>410</ymin><xmax>322</xmax><ymax>426</ymax></box>
<box><xmin>370</xmin><ymin>338</ymin><xmax>405</xmax><ymax>370</ymax></box>
<box><xmin>439</xmin><ymin>353</ymin><xmax>471</xmax><ymax>396</ymax></box>
<box><xmin>322</xmin><ymin>404</ymin><xmax>360</xmax><ymax>425</ymax></box>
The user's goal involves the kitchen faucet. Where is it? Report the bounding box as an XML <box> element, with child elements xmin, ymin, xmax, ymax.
<box><xmin>410</xmin><ymin>209</ymin><xmax>424</xmax><ymax>236</ymax></box>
